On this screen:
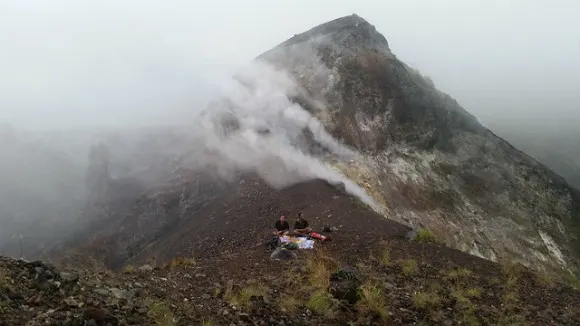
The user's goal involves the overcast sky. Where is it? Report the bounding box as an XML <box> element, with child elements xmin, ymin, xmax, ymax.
<box><xmin>1</xmin><ymin>0</ymin><xmax>579</xmax><ymax>131</ymax></box>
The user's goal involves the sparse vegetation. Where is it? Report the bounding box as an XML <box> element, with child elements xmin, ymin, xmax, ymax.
<box><xmin>500</xmin><ymin>259</ymin><xmax>525</xmax><ymax>278</ymax></box>
<box><xmin>201</xmin><ymin>318</ymin><xmax>215</xmax><ymax>326</ymax></box>
<box><xmin>563</xmin><ymin>272</ymin><xmax>580</xmax><ymax>289</ymax></box>
<box><xmin>505</xmin><ymin>275</ymin><xmax>519</xmax><ymax>289</ymax></box>
<box><xmin>465</xmin><ymin>287</ymin><xmax>482</xmax><ymax>298</ymax></box>
<box><xmin>451</xmin><ymin>288</ymin><xmax>471</xmax><ymax>306</ymax></box>
<box><xmin>306</xmin><ymin>252</ymin><xmax>339</xmax><ymax>290</ymax></box>
<box><xmin>222</xmin><ymin>280</ymin><xmax>268</xmax><ymax>307</ymax></box>
<box><xmin>0</xmin><ymin>236</ymin><xmax>576</xmax><ymax>325</ymax></box>
<box><xmin>238</xmin><ymin>282</ymin><xmax>268</xmax><ymax>306</ymax></box>
<box><xmin>401</xmin><ymin>259</ymin><xmax>418</xmax><ymax>276</ymax></box>
<box><xmin>445</xmin><ymin>267</ymin><xmax>472</xmax><ymax>281</ymax></box>
<box><xmin>223</xmin><ymin>280</ymin><xmax>236</xmax><ymax>304</ymax></box>
<box><xmin>378</xmin><ymin>246</ymin><xmax>390</xmax><ymax>267</ymax></box>
<box><xmin>461</xmin><ymin>308</ymin><xmax>480</xmax><ymax>326</ymax></box>
<box><xmin>450</xmin><ymin>288</ymin><xmax>480</xmax><ymax>326</ymax></box>
<box><xmin>497</xmin><ymin>262</ymin><xmax>526</xmax><ymax>325</ymax></box>
<box><xmin>307</xmin><ymin>260</ymin><xmax>332</xmax><ymax>290</ymax></box>
<box><xmin>357</xmin><ymin>282</ymin><xmax>389</xmax><ymax>321</ymax></box>
<box><xmin>534</xmin><ymin>271</ymin><xmax>555</xmax><ymax>287</ymax></box>
<box><xmin>413</xmin><ymin>229</ymin><xmax>438</xmax><ymax>244</ymax></box>
<box><xmin>123</xmin><ymin>264</ymin><xmax>135</xmax><ymax>274</ymax></box>
<box><xmin>147</xmin><ymin>300</ymin><xmax>176</xmax><ymax>326</ymax></box>
<box><xmin>0</xmin><ymin>267</ymin><xmax>13</xmax><ymax>293</ymax></box>
<box><xmin>412</xmin><ymin>291</ymin><xmax>441</xmax><ymax>310</ymax></box>
<box><xmin>306</xmin><ymin>290</ymin><xmax>333</xmax><ymax>315</ymax></box>
<box><xmin>165</xmin><ymin>257</ymin><xmax>196</xmax><ymax>269</ymax></box>
<box><xmin>213</xmin><ymin>284</ymin><xmax>222</xmax><ymax>298</ymax></box>
<box><xmin>502</xmin><ymin>291</ymin><xmax>519</xmax><ymax>306</ymax></box>
<box><xmin>497</xmin><ymin>313</ymin><xmax>526</xmax><ymax>326</ymax></box>
<box><xmin>279</xmin><ymin>295</ymin><xmax>302</xmax><ymax>314</ymax></box>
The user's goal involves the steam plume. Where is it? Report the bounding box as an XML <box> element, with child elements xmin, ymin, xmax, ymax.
<box><xmin>183</xmin><ymin>59</ymin><xmax>381</xmax><ymax>211</ymax></box>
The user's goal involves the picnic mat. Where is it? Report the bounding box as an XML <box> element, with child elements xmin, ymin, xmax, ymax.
<box><xmin>280</xmin><ymin>236</ymin><xmax>314</xmax><ymax>249</ymax></box>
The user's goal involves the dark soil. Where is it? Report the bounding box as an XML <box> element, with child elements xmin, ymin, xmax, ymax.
<box><xmin>2</xmin><ymin>178</ymin><xmax>579</xmax><ymax>325</ymax></box>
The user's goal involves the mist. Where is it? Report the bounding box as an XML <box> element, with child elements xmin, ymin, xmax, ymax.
<box><xmin>1</xmin><ymin>1</ymin><xmax>580</xmax><ymax>257</ymax></box>
<box><xmin>2</xmin><ymin>1</ymin><xmax>579</xmax><ymax>130</ymax></box>
<box><xmin>0</xmin><ymin>52</ymin><xmax>380</xmax><ymax>259</ymax></box>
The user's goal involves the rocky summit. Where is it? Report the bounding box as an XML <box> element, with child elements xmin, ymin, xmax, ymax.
<box><xmin>2</xmin><ymin>14</ymin><xmax>580</xmax><ymax>326</ymax></box>
<box><xmin>259</xmin><ymin>14</ymin><xmax>580</xmax><ymax>276</ymax></box>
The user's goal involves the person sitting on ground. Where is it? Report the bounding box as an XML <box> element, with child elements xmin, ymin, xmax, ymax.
<box><xmin>293</xmin><ymin>212</ymin><xmax>313</xmax><ymax>236</ymax></box>
<box><xmin>274</xmin><ymin>215</ymin><xmax>290</xmax><ymax>236</ymax></box>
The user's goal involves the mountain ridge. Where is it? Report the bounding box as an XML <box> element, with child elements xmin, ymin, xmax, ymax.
<box><xmin>62</xmin><ymin>13</ymin><xmax>580</xmax><ymax>276</ymax></box>
<box><xmin>255</xmin><ymin>14</ymin><xmax>580</xmax><ymax>275</ymax></box>
<box><xmin>1</xmin><ymin>14</ymin><xmax>580</xmax><ymax>325</ymax></box>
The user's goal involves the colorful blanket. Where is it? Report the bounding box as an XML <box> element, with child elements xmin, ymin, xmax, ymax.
<box><xmin>279</xmin><ymin>236</ymin><xmax>314</xmax><ymax>249</ymax></box>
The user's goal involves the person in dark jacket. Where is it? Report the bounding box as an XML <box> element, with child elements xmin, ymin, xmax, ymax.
<box><xmin>274</xmin><ymin>215</ymin><xmax>290</xmax><ymax>236</ymax></box>
<box><xmin>293</xmin><ymin>212</ymin><xmax>313</xmax><ymax>236</ymax></box>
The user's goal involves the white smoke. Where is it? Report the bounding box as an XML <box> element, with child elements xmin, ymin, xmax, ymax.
<box><xmin>183</xmin><ymin>59</ymin><xmax>381</xmax><ymax>211</ymax></box>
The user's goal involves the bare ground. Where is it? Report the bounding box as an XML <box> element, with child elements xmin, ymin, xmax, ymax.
<box><xmin>2</xmin><ymin>179</ymin><xmax>579</xmax><ymax>325</ymax></box>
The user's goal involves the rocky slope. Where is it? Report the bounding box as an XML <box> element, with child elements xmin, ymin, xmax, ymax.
<box><xmin>2</xmin><ymin>181</ymin><xmax>579</xmax><ymax>325</ymax></box>
<box><xmin>61</xmin><ymin>14</ymin><xmax>579</xmax><ymax>281</ymax></box>
<box><xmin>256</xmin><ymin>14</ymin><xmax>580</xmax><ymax>276</ymax></box>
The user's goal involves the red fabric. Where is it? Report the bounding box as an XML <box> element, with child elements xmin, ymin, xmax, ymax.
<box><xmin>309</xmin><ymin>232</ymin><xmax>327</xmax><ymax>240</ymax></box>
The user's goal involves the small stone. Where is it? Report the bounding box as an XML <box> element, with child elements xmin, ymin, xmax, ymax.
<box><xmin>195</xmin><ymin>273</ymin><xmax>206</xmax><ymax>278</ymax></box>
<box><xmin>110</xmin><ymin>288</ymin><xmax>138</xmax><ymax>300</ymax></box>
<box><xmin>43</xmin><ymin>270</ymin><xmax>55</xmax><ymax>279</ymax></box>
<box><xmin>64</xmin><ymin>296</ymin><xmax>83</xmax><ymax>308</ymax></box>
<box><xmin>222</xmin><ymin>309</ymin><xmax>230</xmax><ymax>316</ymax></box>
<box><xmin>59</xmin><ymin>272</ymin><xmax>79</xmax><ymax>284</ymax></box>
<box><xmin>84</xmin><ymin>307</ymin><xmax>112</xmax><ymax>322</ymax></box>
<box><xmin>239</xmin><ymin>313</ymin><xmax>251</xmax><ymax>322</ymax></box>
<box><xmin>138</xmin><ymin>265</ymin><xmax>153</xmax><ymax>272</ymax></box>
<box><xmin>93</xmin><ymin>288</ymin><xmax>109</xmax><ymax>296</ymax></box>
<box><xmin>86</xmin><ymin>319</ymin><xmax>98</xmax><ymax>326</ymax></box>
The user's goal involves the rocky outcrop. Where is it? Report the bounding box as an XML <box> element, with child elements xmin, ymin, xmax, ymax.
<box><xmin>258</xmin><ymin>14</ymin><xmax>580</xmax><ymax>275</ymax></box>
<box><xmin>60</xmin><ymin>15</ymin><xmax>580</xmax><ymax>278</ymax></box>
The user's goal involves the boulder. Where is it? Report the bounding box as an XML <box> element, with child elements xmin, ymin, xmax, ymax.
<box><xmin>269</xmin><ymin>248</ymin><xmax>297</xmax><ymax>261</ymax></box>
<box><xmin>330</xmin><ymin>266</ymin><xmax>362</xmax><ymax>304</ymax></box>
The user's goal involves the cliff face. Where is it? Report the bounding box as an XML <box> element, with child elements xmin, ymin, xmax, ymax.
<box><xmin>68</xmin><ymin>15</ymin><xmax>580</xmax><ymax>277</ymax></box>
<box><xmin>258</xmin><ymin>14</ymin><xmax>580</xmax><ymax>275</ymax></box>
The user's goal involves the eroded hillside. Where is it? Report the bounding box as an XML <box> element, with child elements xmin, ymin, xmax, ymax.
<box><xmin>54</xmin><ymin>14</ymin><xmax>580</xmax><ymax>283</ymax></box>
<box><xmin>2</xmin><ymin>180</ymin><xmax>580</xmax><ymax>325</ymax></box>
<box><xmin>257</xmin><ymin>14</ymin><xmax>580</xmax><ymax>276</ymax></box>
